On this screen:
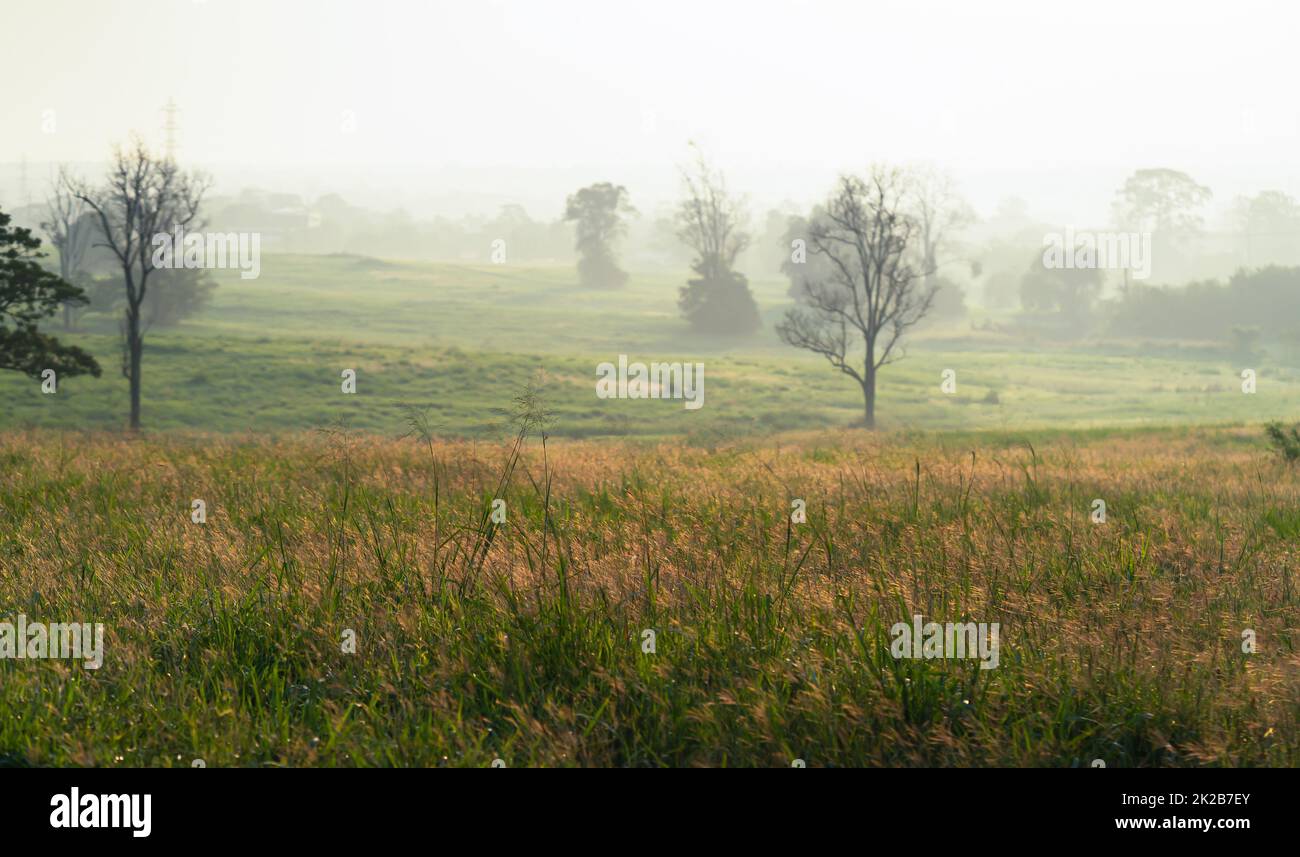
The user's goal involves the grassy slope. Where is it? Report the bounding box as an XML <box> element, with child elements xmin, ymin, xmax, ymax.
<box><xmin>2</xmin><ymin>254</ymin><xmax>1298</xmax><ymax>437</ymax></box>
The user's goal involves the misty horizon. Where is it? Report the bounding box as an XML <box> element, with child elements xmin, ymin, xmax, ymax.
<box><xmin>4</xmin><ymin>0</ymin><xmax>1298</xmax><ymax>225</ymax></box>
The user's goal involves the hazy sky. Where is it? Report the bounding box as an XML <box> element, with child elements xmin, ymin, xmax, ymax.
<box><xmin>3</xmin><ymin>0</ymin><xmax>1298</xmax><ymax>219</ymax></box>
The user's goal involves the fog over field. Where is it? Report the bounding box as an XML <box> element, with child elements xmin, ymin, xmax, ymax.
<box><xmin>1</xmin><ymin>0</ymin><xmax>1298</xmax><ymax>789</ymax></box>
<box><xmin>5</xmin><ymin>1</ymin><xmax>1300</xmax><ymax>217</ymax></box>
<box><xmin>5</xmin><ymin>0</ymin><xmax>1300</xmax><ymax>435</ymax></box>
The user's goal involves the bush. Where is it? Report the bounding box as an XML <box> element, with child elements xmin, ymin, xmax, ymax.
<box><xmin>87</xmin><ymin>267</ymin><xmax>218</xmax><ymax>327</ymax></box>
<box><xmin>1229</xmin><ymin>325</ymin><xmax>1262</xmax><ymax>358</ymax></box>
<box><xmin>1265</xmin><ymin>422</ymin><xmax>1300</xmax><ymax>462</ymax></box>
<box><xmin>576</xmin><ymin>253</ymin><xmax>628</xmax><ymax>290</ymax></box>
<box><xmin>678</xmin><ymin>270</ymin><xmax>761</xmax><ymax>335</ymax></box>
<box><xmin>1106</xmin><ymin>266</ymin><xmax>1300</xmax><ymax>341</ymax></box>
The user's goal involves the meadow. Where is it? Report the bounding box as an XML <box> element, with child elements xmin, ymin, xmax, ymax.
<box><xmin>1</xmin><ymin>254</ymin><xmax>1298</xmax><ymax>437</ymax></box>
<box><xmin>0</xmin><ymin>423</ymin><xmax>1296</xmax><ymax>766</ymax></box>
<box><xmin>2</xmin><ymin>254</ymin><xmax>1299</xmax><ymax>766</ymax></box>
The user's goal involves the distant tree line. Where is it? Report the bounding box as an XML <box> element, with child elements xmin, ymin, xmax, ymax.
<box><xmin>980</xmin><ymin>169</ymin><xmax>1300</xmax><ymax>347</ymax></box>
<box><xmin>1105</xmin><ymin>266</ymin><xmax>1300</xmax><ymax>344</ymax></box>
<box><xmin>13</xmin><ymin>139</ymin><xmax>1300</xmax><ymax>433</ymax></box>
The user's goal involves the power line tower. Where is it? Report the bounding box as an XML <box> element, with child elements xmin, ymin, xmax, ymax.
<box><xmin>162</xmin><ymin>98</ymin><xmax>181</xmax><ymax>162</ymax></box>
<box><xmin>18</xmin><ymin>154</ymin><xmax>30</xmax><ymax>209</ymax></box>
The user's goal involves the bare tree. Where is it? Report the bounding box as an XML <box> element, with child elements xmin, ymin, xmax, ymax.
<box><xmin>675</xmin><ymin>143</ymin><xmax>749</xmax><ymax>280</ymax></box>
<box><xmin>908</xmin><ymin>164</ymin><xmax>975</xmax><ymax>285</ymax></box>
<box><xmin>41</xmin><ymin>166</ymin><xmax>95</xmax><ymax>330</ymax></box>
<box><xmin>674</xmin><ymin>143</ymin><xmax>760</xmax><ymax>334</ymax></box>
<box><xmin>68</xmin><ymin>135</ymin><xmax>208</xmax><ymax>430</ymax></box>
<box><xmin>776</xmin><ymin>167</ymin><xmax>935</xmax><ymax>428</ymax></box>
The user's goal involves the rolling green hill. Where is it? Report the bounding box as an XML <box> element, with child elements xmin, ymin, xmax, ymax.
<box><xmin>3</xmin><ymin>254</ymin><xmax>1297</xmax><ymax>438</ymax></box>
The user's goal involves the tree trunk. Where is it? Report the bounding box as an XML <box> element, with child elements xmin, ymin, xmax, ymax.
<box><xmin>863</xmin><ymin>344</ymin><xmax>877</xmax><ymax>430</ymax></box>
<box><xmin>862</xmin><ymin>368</ymin><xmax>876</xmax><ymax>430</ymax></box>
<box><xmin>127</xmin><ymin>311</ymin><xmax>143</xmax><ymax>431</ymax></box>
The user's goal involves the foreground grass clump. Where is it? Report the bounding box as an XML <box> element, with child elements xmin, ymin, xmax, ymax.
<box><xmin>0</xmin><ymin>424</ymin><xmax>1297</xmax><ymax>766</ymax></box>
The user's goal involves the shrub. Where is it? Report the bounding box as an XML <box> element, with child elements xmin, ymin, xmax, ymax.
<box><xmin>1265</xmin><ymin>422</ymin><xmax>1300</xmax><ymax>462</ymax></box>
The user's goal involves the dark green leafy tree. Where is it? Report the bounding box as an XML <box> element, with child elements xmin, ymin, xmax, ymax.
<box><xmin>1112</xmin><ymin>168</ymin><xmax>1212</xmax><ymax>235</ymax></box>
<box><xmin>0</xmin><ymin>206</ymin><xmax>101</xmax><ymax>380</ymax></box>
<box><xmin>1019</xmin><ymin>250</ymin><xmax>1104</xmax><ymax>323</ymax></box>
<box><xmin>1232</xmin><ymin>190</ymin><xmax>1300</xmax><ymax>267</ymax></box>
<box><xmin>564</xmin><ymin>183</ymin><xmax>635</xmax><ymax>288</ymax></box>
<box><xmin>1111</xmin><ymin>168</ymin><xmax>1211</xmax><ymax>282</ymax></box>
<box><xmin>91</xmin><ymin>266</ymin><xmax>218</xmax><ymax>328</ymax></box>
<box><xmin>781</xmin><ymin>211</ymin><xmax>838</xmax><ymax>302</ymax></box>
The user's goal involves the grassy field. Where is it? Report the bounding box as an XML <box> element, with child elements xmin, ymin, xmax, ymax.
<box><xmin>3</xmin><ymin>253</ymin><xmax>1299</xmax><ymax>767</ymax></box>
<box><xmin>0</xmin><ymin>421</ymin><xmax>1296</xmax><ymax>766</ymax></box>
<box><xmin>2</xmin><ymin>254</ymin><xmax>1298</xmax><ymax>437</ymax></box>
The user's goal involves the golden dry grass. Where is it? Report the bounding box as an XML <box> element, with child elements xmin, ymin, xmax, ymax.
<box><xmin>0</xmin><ymin>424</ymin><xmax>1296</xmax><ymax>766</ymax></box>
